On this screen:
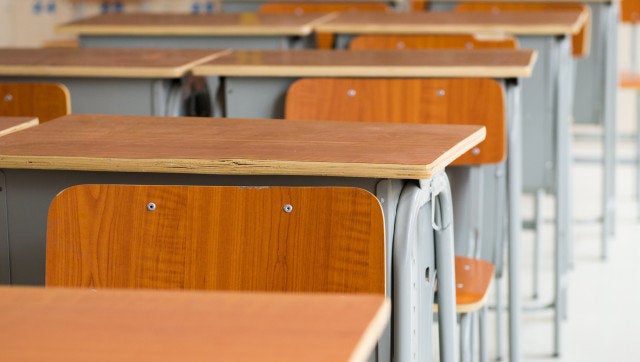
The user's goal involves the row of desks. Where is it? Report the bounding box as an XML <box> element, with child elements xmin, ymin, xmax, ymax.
<box><xmin>1</xmin><ymin>4</ymin><xmax>610</xmax><ymax>361</ymax></box>
<box><xmin>0</xmin><ymin>114</ymin><xmax>485</xmax><ymax>361</ymax></box>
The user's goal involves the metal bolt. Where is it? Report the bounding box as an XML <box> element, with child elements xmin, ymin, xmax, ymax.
<box><xmin>437</xmin><ymin>89</ymin><xmax>445</xmax><ymax>96</ymax></box>
<box><xmin>4</xmin><ymin>94</ymin><xmax>12</xmax><ymax>102</ymax></box>
<box><xmin>347</xmin><ymin>89</ymin><xmax>356</xmax><ymax>97</ymax></box>
<box><xmin>146</xmin><ymin>202</ymin><xmax>156</xmax><ymax>211</ymax></box>
<box><xmin>472</xmin><ymin>147</ymin><xmax>481</xmax><ymax>155</ymax></box>
<box><xmin>396</xmin><ymin>41</ymin><xmax>406</xmax><ymax>49</ymax></box>
<box><xmin>283</xmin><ymin>204</ymin><xmax>293</xmax><ymax>213</ymax></box>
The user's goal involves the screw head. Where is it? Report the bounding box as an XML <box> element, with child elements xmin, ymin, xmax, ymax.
<box><xmin>4</xmin><ymin>94</ymin><xmax>13</xmax><ymax>102</ymax></box>
<box><xmin>146</xmin><ymin>202</ymin><xmax>156</xmax><ymax>211</ymax></box>
<box><xmin>283</xmin><ymin>204</ymin><xmax>293</xmax><ymax>213</ymax></box>
<box><xmin>347</xmin><ymin>89</ymin><xmax>356</xmax><ymax>97</ymax></box>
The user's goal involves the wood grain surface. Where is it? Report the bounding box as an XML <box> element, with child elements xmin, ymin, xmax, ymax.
<box><xmin>0</xmin><ymin>114</ymin><xmax>485</xmax><ymax>179</ymax></box>
<box><xmin>349</xmin><ymin>33</ymin><xmax>518</xmax><ymax>50</ymax></box>
<box><xmin>193</xmin><ymin>49</ymin><xmax>536</xmax><ymax>78</ymax></box>
<box><xmin>47</xmin><ymin>185</ymin><xmax>385</xmax><ymax>294</ymax></box>
<box><xmin>57</xmin><ymin>12</ymin><xmax>338</xmax><ymax>36</ymax></box>
<box><xmin>0</xmin><ymin>286</ymin><xmax>390</xmax><ymax>362</ymax></box>
<box><xmin>0</xmin><ymin>48</ymin><xmax>229</xmax><ymax>78</ymax></box>
<box><xmin>285</xmin><ymin>78</ymin><xmax>505</xmax><ymax>165</ymax></box>
<box><xmin>316</xmin><ymin>10</ymin><xmax>588</xmax><ymax>36</ymax></box>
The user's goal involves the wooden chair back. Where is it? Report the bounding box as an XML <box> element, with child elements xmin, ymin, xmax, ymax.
<box><xmin>258</xmin><ymin>2</ymin><xmax>391</xmax><ymax>48</ymax></box>
<box><xmin>621</xmin><ymin>0</ymin><xmax>640</xmax><ymax>23</ymax></box>
<box><xmin>456</xmin><ymin>2</ymin><xmax>591</xmax><ymax>57</ymax></box>
<box><xmin>285</xmin><ymin>78</ymin><xmax>505</xmax><ymax>165</ymax></box>
<box><xmin>0</xmin><ymin>83</ymin><xmax>70</xmax><ymax>123</ymax></box>
<box><xmin>46</xmin><ymin>185</ymin><xmax>385</xmax><ymax>294</ymax></box>
<box><xmin>349</xmin><ymin>34</ymin><xmax>518</xmax><ymax>50</ymax></box>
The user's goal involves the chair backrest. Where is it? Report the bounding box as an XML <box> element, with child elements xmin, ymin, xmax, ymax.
<box><xmin>285</xmin><ymin>78</ymin><xmax>505</xmax><ymax>166</ymax></box>
<box><xmin>258</xmin><ymin>2</ymin><xmax>391</xmax><ymax>48</ymax></box>
<box><xmin>349</xmin><ymin>34</ymin><xmax>518</xmax><ymax>50</ymax></box>
<box><xmin>46</xmin><ymin>185</ymin><xmax>385</xmax><ymax>294</ymax></box>
<box><xmin>258</xmin><ymin>1</ymin><xmax>391</xmax><ymax>13</ymax></box>
<box><xmin>0</xmin><ymin>83</ymin><xmax>71</xmax><ymax>123</ymax></box>
<box><xmin>455</xmin><ymin>2</ymin><xmax>591</xmax><ymax>57</ymax></box>
<box><xmin>621</xmin><ymin>0</ymin><xmax>640</xmax><ymax>23</ymax></box>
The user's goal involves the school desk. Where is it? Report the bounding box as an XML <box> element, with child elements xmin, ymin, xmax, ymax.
<box><xmin>193</xmin><ymin>46</ymin><xmax>533</xmax><ymax>361</ymax></box>
<box><xmin>56</xmin><ymin>12</ymin><xmax>337</xmax><ymax>50</ymax></box>
<box><xmin>0</xmin><ymin>48</ymin><xmax>227</xmax><ymax>116</ymax></box>
<box><xmin>0</xmin><ymin>114</ymin><xmax>485</xmax><ymax>362</ymax></box>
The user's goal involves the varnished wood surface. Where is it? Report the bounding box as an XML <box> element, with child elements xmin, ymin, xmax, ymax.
<box><xmin>433</xmin><ymin>256</ymin><xmax>494</xmax><ymax>313</ymax></box>
<box><xmin>0</xmin><ymin>83</ymin><xmax>70</xmax><ymax>123</ymax></box>
<box><xmin>0</xmin><ymin>117</ymin><xmax>38</xmax><ymax>136</ymax></box>
<box><xmin>285</xmin><ymin>78</ymin><xmax>505</xmax><ymax>165</ymax></box>
<box><xmin>0</xmin><ymin>114</ymin><xmax>485</xmax><ymax>179</ymax></box>
<box><xmin>0</xmin><ymin>286</ymin><xmax>390</xmax><ymax>362</ymax></box>
<box><xmin>316</xmin><ymin>10</ymin><xmax>588</xmax><ymax>36</ymax></box>
<box><xmin>57</xmin><ymin>12</ymin><xmax>337</xmax><ymax>36</ymax></box>
<box><xmin>349</xmin><ymin>34</ymin><xmax>518</xmax><ymax>50</ymax></box>
<box><xmin>193</xmin><ymin>49</ymin><xmax>536</xmax><ymax>78</ymax></box>
<box><xmin>0</xmin><ymin>48</ymin><xmax>229</xmax><ymax>78</ymax></box>
<box><xmin>621</xmin><ymin>0</ymin><xmax>640</xmax><ymax>23</ymax></box>
<box><xmin>47</xmin><ymin>185</ymin><xmax>385</xmax><ymax>294</ymax></box>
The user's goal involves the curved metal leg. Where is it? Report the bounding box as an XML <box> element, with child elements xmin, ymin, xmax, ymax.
<box><xmin>393</xmin><ymin>181</ymin><xmax>434</xmax><ymax>361</ymax></box>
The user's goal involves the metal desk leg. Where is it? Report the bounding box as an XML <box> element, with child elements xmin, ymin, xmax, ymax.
<box><xmin>431</xmin><ymin>172</ymin><xmax>457</xmax><ymax>362</ymax></box>
<box><xmin>376</xmin><ymin>179</ymin><xmax>405</xmax><ymax>362</ymax></box>
<box><xmin>554</xmin><ymin>35</ymin><xmax>575</xmax><ymax>357</ymax></box>
<box><xmin>393</xmin><ymin>181</ymin><xmax>436</xmax><ymax>361</ymax></box>
<box><xmin>602</xmin><ymin>1</ymin><xmax>619</xmax><ymax>259</ymax></box>
<box><xmin>505</xmin><ymin>78</ymin><xmax>522</xmax><ymax>362</ymax></box>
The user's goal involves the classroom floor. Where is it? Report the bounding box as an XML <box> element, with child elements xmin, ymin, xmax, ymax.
<box><xmin>504</xmin><ymin>87</ymin><xmax>640</xmax><ymax>361</ymax></box>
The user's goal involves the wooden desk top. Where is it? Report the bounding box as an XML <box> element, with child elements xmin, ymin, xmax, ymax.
<box><xmin>316</xmin><ymin>9</ymin><xmax>588</xmax><ymax>36</ymax></box>
<box><xmin>57</xmin><ymin>12</ymin><xmax>337</xmax><ymax>36</ymax></box>
<box><xmin>0</xmin><ymin>114</ymin><xmax>485</xmax><ymax>179</ymax></box>
<box><xmin>0</xmin><ymin>48</ymin><xmax>229</xmax><ymax>78</ymax></box>
<box><xmin>0</xmin><ymin>286</ymin><xmax>389</xmax><ymax>362</ymax></box>
<box><xmin>193</xmin><ymin>49</ymin><xmax>536</xmax><ymax>78</ymax></box>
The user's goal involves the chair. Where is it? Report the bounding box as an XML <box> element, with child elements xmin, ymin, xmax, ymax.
<box><xmin>456</xmin><ymin>2</ymin><xmax>591</xmax><ymax>58</ymax></box>
<box><xmin>258</xmin><ymin>2</ymin><xmax>391</xmax><ymax>49</ymax></box>
<box><xmin>349</xmin><ymin>33</ymin><xmax>518</xmax><ymax>50</ymax></box>
<box><xmin>46</xmin><ymin>185</ymin><xmax>385</xmax><ymax>295</ymax></box>
<box><xmin>619</xmin><ymin>0</ymin><xmax>640</xmax><ymax>216</ymax></box>
<box><xmin>0</xmin><ymin>83</ymin><xmax>70</xmax><ymax>123</ymax></box>
<box><xmin>285</xmin><ymin>77</ymin><xmax>505</xmax><ymax>361</ymax></box>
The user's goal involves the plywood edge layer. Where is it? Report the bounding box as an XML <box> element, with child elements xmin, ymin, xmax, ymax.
<box><xmin>0</xmin><ymin>119</ymin><xmax>39</xmax><ymax>137</ymax></box>
<box><xmin>0</xmin><ymin>156</ymin><xmax>439</xmax><ymax>179</ymax></box>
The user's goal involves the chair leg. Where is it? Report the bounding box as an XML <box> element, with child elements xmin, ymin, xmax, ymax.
<box><xmin>495</xmin><ymin>274</ymin><xmax>504</xmax><ymax>361</ymax></box>
<box><xmin>636</xmin><ymin>91</ymin><xmax>640</xmax><ymax>219</ymax></box>
<box><xmin>479</xmin><ymin>307</ymin><xmax>488</xmax><ymax>362</ymax></box>
<box><xmin>460</xmin><ymin>312</ymin><xmax>473</xmax><ymax>362</ymax></box>
<box><xmin>532</xmin><ymin>189</ymin><xmax>544</xmax><ymax>299</ymax></box>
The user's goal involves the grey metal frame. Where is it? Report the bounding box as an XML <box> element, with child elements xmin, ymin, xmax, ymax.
<box><xmin>78</xmin><ymin>34</ymin><xmax>312</xmax><ymax>50</ymax></box>
<box><xmin>0</xmin><ymin>77</ymin><xmax>186</xmax><ymax>117</ymax></box>
<box><xmin>0</xmin><ymin>168</ymin><xmax>457</xmax><ymax>362</ymax></box>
